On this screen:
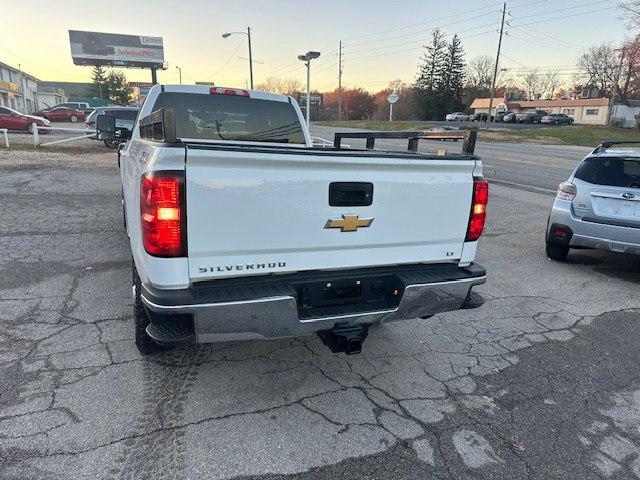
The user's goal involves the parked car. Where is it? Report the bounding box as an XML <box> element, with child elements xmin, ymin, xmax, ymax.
<box><xmin>445</xmin><ymin>112</ymin><xmax>469</xmax><ymax>121</ymax></box>
<box><xmin>546</xmin><ymin>141</ymin><xmax>640</xmax><ymax>261</ymax></box>
<box><xmin>53</xmin><ymin>102</ymin><xmax>92</xmax><ymax>114</ymax></box>
<box><xmin>495</xmin><ymin>111</ymin><xmax>512</xmax><ymax>122</ymax></box>
<box><xmin>108</xmin><ymin>84</ymin><xmax>488</xmax><ymax>355</ymax></box>
<box><xmin>85</xmin><ymin>106</ymin><xmax>140</xmax><ymax>148</ymax></box>
<box><xmin>427</xmin><ymin>125</ymin><xmax>460</xmax><ymax>141</ymax></box>
<box><xmin>515</xmin><ymin>109</ymin><xmax>548</xmax><ymax>124</ymax></box>
<box><xmin>502</xmin><ymin>112</ymin><xmax>517</xmax><ymax>123</ymax></box>
<box><xmin>0</xmin><ymin>106</ymin><xmax>50</xmax><ymax>132</ymax></box>
<box><xmin>469</xmin><ymin>112</ymin><xmax>494</xmax><ymax>122</ymax></box>
<box><xmin>34</xmin><ymin>106</ymin><xmax>86</xmax><ymax>123</ymax></box>
<box><xmin>541</xmin><ymin>113</ymin><xmax>574</xmax><ymax>125</ymax></box>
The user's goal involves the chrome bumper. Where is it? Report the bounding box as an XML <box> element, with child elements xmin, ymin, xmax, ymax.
<box><xmin>141</xmin><ymin>274</ymin><xmax>486</xmax><ymax>343</ymax></box>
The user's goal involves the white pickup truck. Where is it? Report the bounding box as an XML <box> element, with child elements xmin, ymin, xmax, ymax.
<box><xmin>98</xmin><ymin>85</ymin><xmax>488</xmax><ymax>355</ymax></box>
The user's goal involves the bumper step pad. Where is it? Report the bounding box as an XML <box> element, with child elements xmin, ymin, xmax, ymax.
<box><xmin>461</xmin><ymin>289</ymin><xmax>485</xmax><ymax>310</ymax></box>
<box><xmin>146</xmin><ymin>315</ymin><xmax>195</xmax><ymax>347</ymax></box>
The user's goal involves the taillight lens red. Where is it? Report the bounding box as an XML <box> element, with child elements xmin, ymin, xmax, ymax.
<box><xmin>140</xmin><ymin>171</ymin><xmax>186</xmax><ymax>257</ymax></box>
<box><xmin>86</xmin><ymin>120</ymin><xmax>95</xmax><ymax>125</ymax></box>
<box><xmin>465</xmin><ymin>178</ymin><xmax>489</xmax><ymax>242</ymax></box>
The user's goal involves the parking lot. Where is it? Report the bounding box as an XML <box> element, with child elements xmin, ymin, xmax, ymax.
<box><xmin>1</xmin><ymin>143</ymin><xmax>640</xmax><ymax>480</ymax></box>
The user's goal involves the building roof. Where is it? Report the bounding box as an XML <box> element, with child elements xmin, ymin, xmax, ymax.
<box><xmin>470</xmin><ymin>97</ymin><xmax>610</xmax><ymax>109</ymax></box>
<box><xmin>0</xmin><ymin>61</ymin><xmax>39</xmax><ymax>81</ymax></box>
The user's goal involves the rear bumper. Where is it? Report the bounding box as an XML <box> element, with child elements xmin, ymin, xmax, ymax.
<box><xmin>140</xmin><ymin>263</ymin><xmax>486</xmax><ymax>343</ymax></box>
<box><xmin>548</xmin><ymin>199</ymin><xmax>640</xmax><ymax>255</ymax></box>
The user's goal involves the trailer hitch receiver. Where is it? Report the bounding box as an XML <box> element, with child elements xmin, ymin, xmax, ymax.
<box><xmin>317</xmin><ymin>325</ymin><xmax>369</xmax><ymax>355</ymax></box>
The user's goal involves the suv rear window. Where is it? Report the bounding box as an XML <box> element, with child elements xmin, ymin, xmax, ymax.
<box><xmin>575</xmin><ymin>157</ymin><xmax>640</xmax><ymax>188</ymax></box>
<box><xmin>151</xmin><ymin>92</ymin><xmax>305</xmax><ymax>144</ymax></box>
<box><xmin>105</xmin><ymin>110</ymin><xmax>138</xmax><ymax>120</ymax></box>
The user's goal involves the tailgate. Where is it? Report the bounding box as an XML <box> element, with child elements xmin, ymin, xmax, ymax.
<box><xmin>185</xmin><ymin>148</ymin><xmax>476</xmax><ymax>280</ymax></box>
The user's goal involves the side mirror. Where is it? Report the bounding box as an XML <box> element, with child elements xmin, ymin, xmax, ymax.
<box><xmin>96</xmin><ymin>114</ymin><xmax>116</xmax><ymax>141</ymax></box>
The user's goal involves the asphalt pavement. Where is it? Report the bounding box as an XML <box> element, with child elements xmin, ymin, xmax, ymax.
<box><xmin>310</xmin><ymin>124</ymin><xmax>593</xmax><ymax>193</ymax></box>
<box><xmin>1</xmin><ymin>146</ymin><xmax>639</xmax><ymax>480</ymax></box>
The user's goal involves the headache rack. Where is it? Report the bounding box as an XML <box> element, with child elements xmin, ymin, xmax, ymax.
<box><xmin>333</xmin><ymin>129</ymin><xmax>477</xmax><ymax>155</ymax></box>
<box><xmin>139</xmin><ymin>108</ymin><xmax>177</xmax><ymax>143</ymax></box>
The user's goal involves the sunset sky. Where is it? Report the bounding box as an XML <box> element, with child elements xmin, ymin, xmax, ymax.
<box><xmin>0</xmin><ymin>0</ymin><xmax>625</xmax><ymax>92</ymax></box>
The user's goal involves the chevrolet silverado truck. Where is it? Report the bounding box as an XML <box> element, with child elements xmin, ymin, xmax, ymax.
<box><xmin>96</xmin><ymin>84</ymin><xmax>488</xmax><ymax>355</ymax></box>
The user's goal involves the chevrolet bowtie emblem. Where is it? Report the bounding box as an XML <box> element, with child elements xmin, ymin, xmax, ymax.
<box><xmin>325</xmin><ymin>215</ymin><xmax>374</xmax><ymax>232</ymax></box>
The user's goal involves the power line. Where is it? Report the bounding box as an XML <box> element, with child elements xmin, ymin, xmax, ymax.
<box><xmin>207</xmin><ymin>40</ymin><xmax>245</xmax><ymax>79</ymax></box>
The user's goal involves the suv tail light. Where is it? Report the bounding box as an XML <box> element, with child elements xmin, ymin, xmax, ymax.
<box><xmin>465</xmin><ymin>178</ymin><xmax>489</xmax><ymax>242</ymax></box>
<box><xmin>140</xmin><ymin>171</ymin><xmax>186</xmax><ymax>257</ymax></box>
<box><xmin>86</xmin><ymin>120</ymin><xmax>95</xmax><ymax>126</ymax></box>
<box><xmin>556</xmin><ymin>181</ymin><xmax>577</xmax><ymax>200</ymax></box>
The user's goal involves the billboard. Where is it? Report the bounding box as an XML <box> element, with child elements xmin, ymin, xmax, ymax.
<box><xmin>69</xmin><ymin>30</ymin><xmax>164</xmax><ymax>68</ymax></box>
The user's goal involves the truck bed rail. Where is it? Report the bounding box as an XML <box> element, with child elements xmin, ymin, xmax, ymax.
<box><xmin>333</xmin><ymin>129</ymin><xmax>477</xmax><ymax>155</ymax></box>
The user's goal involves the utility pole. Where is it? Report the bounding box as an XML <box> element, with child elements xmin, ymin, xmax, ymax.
<box><xmin>486</xmin><ymin>1</ymin><xmax>507</xmax><ymax>128</ymax></box>
<box><xmin>247</xmin><ymin>27</ymin><xmax>254</xmax><ymax>89</ymax></box>
<box><xmin>176</xmin><ymin>66</ymin><xmax>182</xmax><ymax>84</ymax></box>
<box><xmin>338</xmin><ymin>41</ymin><xmax>343</xmax><ymax>121</ymax></box>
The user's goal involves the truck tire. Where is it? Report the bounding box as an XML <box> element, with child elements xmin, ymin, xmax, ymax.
<box><xmin>133</xmin><ymin>263</ymin><xmax>169</xmax><ymax>355</ymax></box>
<box><xmin>546</xmin><ymin>242</ymin><xmax>569</xmax><ymax>261</ymax></box>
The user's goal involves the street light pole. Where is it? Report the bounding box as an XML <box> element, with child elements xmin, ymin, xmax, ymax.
<box><xmin>298</xmin><ymin>51</ymin><xmax>321</xmax><ymax>127</ymax></box>
<box><xmin>176</xmin><ymin>66</ymin><xmax>182</xmax><ymax>84</ymax></box>
<box><xmin>222</xmin><ymin>28</ymin><xmax>253</xmax><ymax>89</ymax></box>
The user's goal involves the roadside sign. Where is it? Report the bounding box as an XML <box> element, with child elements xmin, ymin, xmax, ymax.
<box><xmin>69</xmin><ymin>30</ymin><xmax>164</xmax><ymax>68</ymax></box>
<box><xmin>387</xmin><ymin>93</ymin><xmax>399</xmax><ymax>104</ymax></box>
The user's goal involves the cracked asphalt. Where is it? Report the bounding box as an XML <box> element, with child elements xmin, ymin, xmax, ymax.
<box><xmin>1</xmin><ymin>147</ymin><xmax>640</xmax><ymax>480</ymax></box>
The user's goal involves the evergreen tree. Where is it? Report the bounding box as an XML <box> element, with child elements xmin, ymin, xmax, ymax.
<box><xmin>104</xmin><ymin>71</ymin><xmax>133</xmax><ymax>105</ymax></box>
<box><xmin>90</xmin><ymin>66</ymin><xmax>107</xmax><ymax>99</ymax></box>
<box><xmin>442</xmin><ymin>34</ymin><xmax>466</xmax><ymax>114</ymax></box>
<box><xmin>413</xmin><ymin>29</ymin><xmax>447</xmax><ymax>120</ymax></box>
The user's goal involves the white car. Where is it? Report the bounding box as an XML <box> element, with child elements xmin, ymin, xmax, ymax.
<box><xmin>446</xmin><ymin>112</ymin><xmax>470</xmax><ymax>121</ymax></box>
<box><xmin>104</xmin><ymin>85</ymin><xmax>488</xmax><ymax>356</ymax></box>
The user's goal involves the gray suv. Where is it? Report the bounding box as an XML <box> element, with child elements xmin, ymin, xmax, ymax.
<box><xmin>546</xmin><ymin>141</ymin><xmax>640</xmax><ymax>260</ymax></box>
<box><xmin>85</xmin><ymin>107</ymin><xmax>139</xmax><ymax>148</ymax></box>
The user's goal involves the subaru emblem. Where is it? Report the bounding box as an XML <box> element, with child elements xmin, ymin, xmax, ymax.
<box><xmin>622</xmin><ymin>192</ymin><xmax>635</xmax><ymax>199</ymax></box>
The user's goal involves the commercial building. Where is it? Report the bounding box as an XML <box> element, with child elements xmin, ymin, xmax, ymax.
<box><xmin>470</xmin><ymin>97</ymin><xmax>611</xmax><ymax>125</ymax></box>
<box><xmin>0</xmin><ymin>61</ymin><xmax>39</xmax><ymax>113</ymax></box>
<box><xmin>0</xmin><ymin>61</ymin><xmax>66</xmax><ymax>113</ymax></box>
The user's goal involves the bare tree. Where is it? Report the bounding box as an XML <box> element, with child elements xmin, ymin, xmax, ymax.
<box><xmin>255</xmin><ymin>77</ymin><xmax>302</xmax><ymax>96</ymax></box>
<box><xmin>542</xmin><ymin>70</ymin><xmax>564</xmax><ymax>99</ymax></box>
<box><xmin>465</xmin><ymin>55</ymin><xmax>494</xmax><ymax>95</ymax></box>
<box><xmin>519</xmin><ymin>69</ymin><xmax>545</xmax><ymax>99</ymax></box>
<box><xmin>619</xmin><ymin>1</ymin><xmax>640</xmax><ymax>29</ymax></box>
<box><xmin>577</xmin><ymin>44</ymin><xmax>618</xmax><ymax>95</ymax></box>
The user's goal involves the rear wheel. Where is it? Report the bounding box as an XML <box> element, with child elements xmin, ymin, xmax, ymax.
<box><xmin>546</xmin><ymin>242</ymin><xmax>569</xmax><ymax>261</ymax></box>
<box><xmin>70</xmin><ymin>115</ymin><xmax>78</xmax><ymax>123</ymax></box>
<box><xmin>133</xmin><ymin>264</ymin><xmax>169</xmax><ymax>355</ymax></box>
<box><xmin>26</xmin><ymin>123</ymin><xmax>35</xmax><ymax>133</ymax></box>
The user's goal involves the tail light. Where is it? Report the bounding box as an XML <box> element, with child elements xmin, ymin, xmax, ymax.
<box><xmin>140</xmin><ymin>171</ymin><xmax>186</xmax><ymax>257</ymax></box>
<box><xmin>210</xmin><ymin>87</ymin><xmax>250</xmax><ymax>97</ymax></box>
<box><xmin>556</xmin><ymin>181</ymin><xmax>577</xmax><ymax>200</ymax></box>
<box><xmin>465</xmin><ymin>178</ymin><xmax>489</xmax><ymax>242</ymax></box>
<box><xmin>86</xmin><ymin>120</ymin><xmax>95</xmax><ymax>126</ymax></box>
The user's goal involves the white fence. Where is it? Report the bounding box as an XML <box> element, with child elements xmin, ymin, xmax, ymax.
<box><xmin>0</xmin><ymin>129</ymin><xmax>8</xmax><ymax>148</ymax></box>
<box><xmin>32</xmin><ymin>123</ymin><xmax>95</xmax><ymax>147</ymax></box>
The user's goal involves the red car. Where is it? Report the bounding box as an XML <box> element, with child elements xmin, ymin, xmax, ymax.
<box><xmin>34</xmin><ymin>106</ymin><xmax>86</xmax><ymax>123</ymax></box>
<box><xmin>0</xmin><ymin>106</ymin><xmax>50</xmax><ymax>132</ymax></box>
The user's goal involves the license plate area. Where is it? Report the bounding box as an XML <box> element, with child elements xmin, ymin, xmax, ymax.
<box><xmin>592</xmin><ymin>197</ymin><xmax>640</xmax><ymax>220</ymax></box>
<box><xmin>293</xmin><ymin>274</ymin><xmax>403</xmax><ymax>320</ymax></box>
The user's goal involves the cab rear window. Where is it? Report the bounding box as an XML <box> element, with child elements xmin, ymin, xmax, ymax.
<box><xmin>575</xmin><ymin>157</ymin><xmax>640</xmax><ymax>188</ymax></box>
<box><xmin>151</xmin><ymin>92</ymin><xmax>305</xmax><ymax>144</ymax></box>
